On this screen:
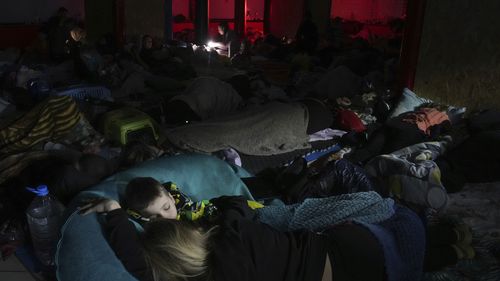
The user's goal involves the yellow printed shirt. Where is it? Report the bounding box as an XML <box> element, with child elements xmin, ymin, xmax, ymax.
<box><xmin>164</xmin><ymin>182</ymin><xmax>263</xmax><ymax>222</ymax></box>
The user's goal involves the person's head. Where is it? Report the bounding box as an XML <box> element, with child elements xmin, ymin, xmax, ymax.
<box><xmin>56</xmin><ymin>7</ymin><xmax>68</xmax><ymax>18</ymax></box>
<box><xmin>124</xmin><ymin>177</ymin><xmax>178</xmax><ymax>220</ymax></box>
<box><xmin>120</xmin><ymin>140</ymin><xmax>164</xmax><ymax>169</ymax></box>
<box><xmin>239</xmin><ymin>39</ymin><xmax>250</xmax><ymax>54</ymax></box>
<box><xmin>70</xmin><ymin>26</ymin><xmax>86</xmax><ymax>42</ymax></box>
<box><xmin>142</xmin><ymin>35</ymin><xmax>153</xmax><ymax>50</ymax></box>
<box><xmin>218</xmin><ymin>22</ymin><xmax>229</xmax><ymax>36</ymax></box>
<box><xmin>141</xmin><ymin>219</ymin><xmax>213</xmax><ymax>281</ymax></box>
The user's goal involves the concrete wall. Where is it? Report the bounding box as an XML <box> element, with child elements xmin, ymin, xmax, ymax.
<box><xmin>173</xmin><ymin>0</ymin><xmax>190</xmax><ymax>18</ymax></box>
<box><xmin>85</xmin><ymin>0</ymin><xmax>114</xmax><ymax>43</ymax></box>
<box><xmin>306</xmin><ymin>0</ymin><xmax>331</xmax><ymax>37</ymax></box>
<box><xmin>124</xmin><ymin>0</ymin><xmax>165</xmax><ymax>40</ymax></box>
<box><xmin>210</xmin><ymin>0</ymin><xmax>235</xmax><ymax>19</ymax></box>
<box><xmin>269</xmin><ymin>0</ymin><xmax>304</xmax><ymax>38</ymax></box>
<box><xmin>330</xmin><ymin>0</ymin><xmax>406</xmax><ymax>22</ymax></box>
<box><xmin>247</xmin><ymin>0</ymin><xmax>265</xmax><ymax>20</ymax></box>
<box><xmin>414</xmin><ymin>0</ymin><xmax>500</xmax><ymax>111</ymax></box>
<box><xmin>0</xmin><ymin>0</ymin><xmax>84</xmax><ymax>23</ymax></box>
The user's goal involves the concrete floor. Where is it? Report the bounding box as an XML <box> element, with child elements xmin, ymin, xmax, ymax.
<box><xmin>0</xmin><ymin>256</ymin><xmax>36</xmax><ymax>281</ymax></box>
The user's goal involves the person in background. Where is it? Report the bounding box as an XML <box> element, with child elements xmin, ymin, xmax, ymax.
<box><xmin>230</xmin><ymin>39</ymin><xmax>252</xmax><ymax>68</ymax></box>
<box><xmin>295</xmin><ymin>10</ymin><xmax>319</xmax><ymax>55</ymax></box>
<box><xmin>215</xmin><ymin>22</ymin><xmax>240</xmax><ymax>58</ymax></box>
<box><xmin>44</xmin><ymin>7</ymin><xmax>75</xmax><ymax>61</ymax></box>
<box><xmin>65</xmin><ymin>24</ymin><xmax>98</xmax><ymax>81</ymax></box>
<box><xmin>138</xmin><ymin>34</ymin><xmax>196</xmax><ymax>80</ymax></box>
<box><xmin>118</xmin><ymin>140</ymin><xmax>165</xmax><ymax>170</ymax></box>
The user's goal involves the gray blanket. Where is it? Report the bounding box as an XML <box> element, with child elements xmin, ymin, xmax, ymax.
<box><xmin>166</xmin><ymin>102</ymin><xmax>310</xmax><ymax>156</ymax></box>
<box><xmin>170</xmin><ymin>76</ymin><xmax>242</xmax><ymax>120</ymax></box>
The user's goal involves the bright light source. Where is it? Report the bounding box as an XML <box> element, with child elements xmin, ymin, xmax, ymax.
<box><xmin>207</xmin><ymin>41</ymin><xmax>217</xmax><ymax>48</ymax></box>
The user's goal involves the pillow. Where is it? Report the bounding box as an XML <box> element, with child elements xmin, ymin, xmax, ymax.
<box><xmin>389</xmin><ymin>88</ymin><xmax>467</xmax><ymax>125</ymax></box>
<box><xmin>389</xmin><ymin>88</ymin><xmax>432</xmax><ymax>118</ymax></box>
<box><xmin>56</xmin><ymin>153</ymin><xmax>253</xmax><ymax>281</ymax></box>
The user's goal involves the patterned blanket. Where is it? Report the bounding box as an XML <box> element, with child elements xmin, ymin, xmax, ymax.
<box><xmin>0</xmin><ymin>96</ymin><xmax>104</xmax><ymax>156</ymax></box>
<box><xmin>424</xmin><ymin>182</ymin><xmax>500</xmax><ymax>281</ymax></box>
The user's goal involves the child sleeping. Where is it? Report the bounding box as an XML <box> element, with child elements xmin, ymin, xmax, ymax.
<box><xmin>79</xmin><ymin>177</ymin><xmax>263</xmax><ymax>223</ymax></box>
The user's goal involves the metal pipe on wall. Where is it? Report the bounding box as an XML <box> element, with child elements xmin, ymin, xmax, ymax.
<box><xmin>195</xmin><ymin>0</ymin><xmax>209</xmax><ymax>43</ymax></box>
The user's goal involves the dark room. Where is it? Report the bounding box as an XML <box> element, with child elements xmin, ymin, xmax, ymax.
<box><xmin>0</xmin><ymin>0</ymin><xmax>499</xmax><ymax>280</ymax></box>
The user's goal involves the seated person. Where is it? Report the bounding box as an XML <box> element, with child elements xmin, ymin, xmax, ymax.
<box><xmin>139</xmin><ymin>35</ymin><xmax>166</xmax><ymax>67</ymax></box>
<box><xmin>212</xmin><ymin>22</ymin><xmax>240</xmax><ymax>58</ymax></box>
<box><xmin>44</xmin><ymin>7</ymin><xmax>76</xmax><ymax>62</ymax></box>
<box><xmin>66</xmin><ymin>25</ymin><xmax>95</xmax><ymax>79</ymax></box>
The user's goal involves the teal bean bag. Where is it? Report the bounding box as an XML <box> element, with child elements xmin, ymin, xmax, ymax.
<box><xmin>56</xmin><ymin>153</ymin><xmax>253</xmax><ymax>281</ymax></box>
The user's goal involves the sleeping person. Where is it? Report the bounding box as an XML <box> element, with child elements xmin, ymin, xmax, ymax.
<box><xmin>79</xmin><ymin>177</ymin><xmax>263</xmax><ymax>223</ymax></box>
<box><xmin>79</xmin><ymin>194</ymin><xmax>427</xmax><ymax>281</ymax></box>
<box><xmin>164</xmin><ymin>98</ymin><xmax>334</xmax><ymax>156</ymax></box>
<box><xmin>78</xmin><ymin>173</ymin><xmax>470</xmax><ymax>280</ymax></box>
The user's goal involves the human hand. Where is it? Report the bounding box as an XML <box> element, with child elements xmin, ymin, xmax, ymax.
<box><xmin>78</xmin><ymin>198</ymin><xmax>121</xmax><ymax>215</ymax></box>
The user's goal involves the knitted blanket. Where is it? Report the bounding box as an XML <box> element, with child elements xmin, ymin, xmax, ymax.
<box><xmin>256</xmin><ymin>191</ymin><xmax>395</xmax><ymax>232</ymax></box>
<box><xmin>257</xmin><ymin>193</ymin><xmax>425</xmax><ymax>281</ymax></box>
<box><xmin>166</xmin><ymin>102</ymin><xmax>311</xmax><ymax>156</ymax></box>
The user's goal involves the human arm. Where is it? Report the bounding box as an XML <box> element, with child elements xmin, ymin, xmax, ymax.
<box><xmin>210</xmin><ymin>195</ymin><xmax>257</xmax><ymax>223</ymax></box>
<box><xmin>79</xmin><ymin>199</ymin><xmax>153</xmax><ymax>281</ymax></box>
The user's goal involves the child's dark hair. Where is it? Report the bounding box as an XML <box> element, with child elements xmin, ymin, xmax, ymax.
<box><xmin>124</xmin><ymin>177</ymin><xmax>163</xmax><ymax>211</ymax></box>
<box><xmin>120</xmin><ymin>140</ymin><xmax>160</xmax><ymax>169</ymax></box>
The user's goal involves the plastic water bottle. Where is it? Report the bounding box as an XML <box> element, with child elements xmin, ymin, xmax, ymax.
<box><xmin>25</xmin><ymin>185</ymin><xmax>65</xmax><ymax>266</ymax></box>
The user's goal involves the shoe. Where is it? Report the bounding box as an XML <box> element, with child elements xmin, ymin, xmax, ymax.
<box><xmin>451</xmin><ymin>243</ymin><xmax>475</xmax><ymax>259</ymax></box>
<box><xmin>453</xmin><ymin>223</ymin><xmax>473</xmax><ymax>245</ymax></box>
<box><xmin>327</xmin><ymin>147</ymin><xmax>352</xmax><ymax>161</ymax></box>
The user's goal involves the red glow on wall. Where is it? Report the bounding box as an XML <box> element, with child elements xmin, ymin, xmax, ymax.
<box><xmin>331</xmin><ymin>0</ymin><xmax>407</xmax><ymax>39</ymax></box>
<box><xmin>331</xmin><ymin>0</ymin><xmax>407</xmax><ymax>22</ymax></box>
<box><xmin>0</xmin><ymin>24</ymin><xmax>39</xmax><ymax>49</ymax></box>
<box><xmin>171</xmin><ymin>0</ymin><xmax>265</xmax><ymax>43</ymax></box>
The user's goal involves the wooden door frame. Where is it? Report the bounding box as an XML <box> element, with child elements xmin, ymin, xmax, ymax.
<box><xmin>113</xmin><ymin>0</ymin><xmax>125</xmax><ymax>46</ymax></box>
<box><xmin>398</xmin><ymin>0</ymin><xmax>427</xmax><ymax>92</ymax></box>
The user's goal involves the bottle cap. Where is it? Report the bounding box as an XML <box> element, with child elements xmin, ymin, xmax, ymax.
<box><xmin>26</xmin><ymin>185</ymin><xmax>49</xmax><ymax>196</ymax></box>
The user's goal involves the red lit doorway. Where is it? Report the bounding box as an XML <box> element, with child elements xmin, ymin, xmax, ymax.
<box><xmin>171</xmin><ymin>0</ymin><xmax>267</xmax><ymax>43</ymax></box>
<box><xmin>329</xmin><ymin>0</ymin><xmax>408</xmax><ymax>45</ymax></box>
<box><xmin>172</xmin><ymin>0</ymin><xmax>196</xmax><ymax>42</ymax></box>
<box><xmin>329</xmin><ymin>0</ymin><xmax>426</xmax><ymax>92</ymax></box>
<box><xmin>246</xmin><ymin>0</ymin><xmax>265</xmax><ymax>42</ymax></box>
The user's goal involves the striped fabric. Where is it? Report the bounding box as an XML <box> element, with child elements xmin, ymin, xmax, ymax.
<box><xmin>0</xmin><ymin>96</ymin><xmax>82</xmax><ymax>155</ymax></box>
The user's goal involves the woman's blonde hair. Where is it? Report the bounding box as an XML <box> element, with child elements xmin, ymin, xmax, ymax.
<box><xmin>141</xmin><ymin>219</ymin><xmax>214</xmax><ymax>281</ymax></box>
